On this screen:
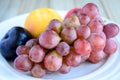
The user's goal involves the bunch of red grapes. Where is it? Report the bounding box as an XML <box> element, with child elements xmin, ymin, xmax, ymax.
<box><xmin>14</xmin><ymin>3</ymin><xmax>119</xmax><ymax>78</ymax></box>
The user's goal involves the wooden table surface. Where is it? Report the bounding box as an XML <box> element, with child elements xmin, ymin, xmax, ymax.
<box><xmin>0</xmin><ymin>0</ymin><xmax>120</xmax><ymax>24</ymax></box>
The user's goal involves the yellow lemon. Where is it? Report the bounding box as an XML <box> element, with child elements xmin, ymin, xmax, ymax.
<box><xmin>24</xmin><ymin>8</ymin><xmax>62</xmax><ymax>37</ymax></box>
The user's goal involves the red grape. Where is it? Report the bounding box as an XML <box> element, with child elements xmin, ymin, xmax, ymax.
<box><xmin>61</xmin><ymin>27</ymin><xmax>77</xmax><ymax>44</ymax></box>
<box><xmin>62</xmin><ymin>16</ymin><xmax>80</xmax><ymax>29</ymax></box>
<box><xmin>56</xmin><ymin>42</ymin><xmax>70</xmax><ymax>56</ymax></box>
<box><xmin>39</xmin><ymin>30</ymin><xmax>61</xmax><ymax>49</ymax></box>
<box><xmin>31</xmin><ymin>64</ymin><xmax>46</xmax><ymax>78</ymax></box>
<box><xmin>16</xmin><ymin>45</ymin><xmax>29</xmax><ymax>55</ymax></box>
<box><xmin>88</xmin><ymin>50</ymin><xmax>105</xmax><ymax>63</ymax></box>
<box><xmin>44</xmin><ymin>50</ymin><xmax>62</xmax><ymax>71</ymax></box>
<box><xmin>14</xmin><ymin>55</ymin><xmax>33</xmax><ymax>71</ymax></box>
<box><xmin>98</xmin><ymin>31</ymin><xmax>106</xmax><ymax>41</ymax></box>
<box><xmin>82</xmin><ymin>3</ymin><xmax>100</xmax><ymax>19</ymax></box>
<box><xmin>46</xmin><ymin>19</ymin><xmax>62</xmax><ymax>34</ymax></box>
<box><xmin>81</xmin><ymin>52</ymin><xmax>90</xmax><ymax>63</ymax></box>
<box><xmin>25</xmin><ymin>39</ymin><xmax>38</xmax><ymax>49</ymax></box>
<box><xmin>88</xmin><ymin>18</ymin><xmax>103</xmax><ymax>33</ymax></box>
<box><xmin>74</xmin><ymin>39</ymin><xmax>91</xmax><ymax>56</ymax></box>
<box><xmin>58</xmin><ymin>61</ymin><xmax>71</xmax><ymax>74</ymax></box>
<box><xmin>78</xmin><ymin>13</ymin><xmax>90</xmax><ymax>25</ymax></box>
<box><xmin>65</xmin><ymin>47</ymin><xmax>81</xmax><ymax>67</ymax></box>
<box><xmin>98</xmin><ymin>17</ymin><xmax>104</xmax><ymax>25</ymax></box>
<box><xmin>104</xmin><ymin>39</ymin><xmax>117</xmax><ymax>55</ymax></box>
<box><xmin>103</xmin><ymin>23</ymin><xmax>119</xmax><ymax>39</ymax></box>
<box><xmin>88</xmin><ymin>33</ymin><xmax>105</xmax><ymax>52</ymax></box>
<box><xmin>76</xmin><ymin>25</ymin><xmax>91</xmax><ymax>39</ymax></box>
<box><xmin>29</xmin><ymin>45</ymin><xmax>45</xmax><ymax>63</ymax></box>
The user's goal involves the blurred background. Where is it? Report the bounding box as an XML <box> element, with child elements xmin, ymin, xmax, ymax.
<box><xmin>0</xmin><ymin>0</ymin><xmax>120</xmax><ymax>24</ymax></box>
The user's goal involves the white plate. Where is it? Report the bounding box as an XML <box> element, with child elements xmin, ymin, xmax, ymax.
<box><xmin>0</xmin><ymin>11</ymin><xmax>120</xmax><ymax>80</ymax></box>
